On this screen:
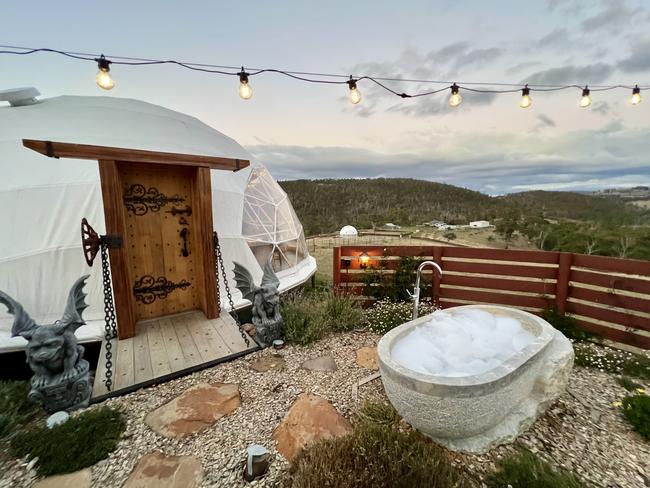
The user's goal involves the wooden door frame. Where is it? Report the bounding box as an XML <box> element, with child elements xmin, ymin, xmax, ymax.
<box><xmin>23</xmin><ymin>139</ymin><xmax>250</xmax><ymax>340</ymax></box>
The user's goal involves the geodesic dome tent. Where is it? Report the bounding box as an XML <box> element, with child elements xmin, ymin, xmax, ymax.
<box><xmin>339</xmin><ymin>225</ymin><xmax>358</xmax><ymax>237</ymax></box>
<box><xmin>0</xmin><ymin>90</ymin><xmax>316</xmax><ymax>352</ymax></box>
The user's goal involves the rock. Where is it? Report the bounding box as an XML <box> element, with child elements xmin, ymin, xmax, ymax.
<box><xmin>273</xmin><ymin>393</ymin><xmax>352</xmax><ymax>461</ymax></box>
<box><xmin>145</xmin><ymin>383</ymin><xmax>241</xmax><ymax>438</ymax></box>
<box><xmin>243</xmin><ymin>323</ymin><xmax>256</xmax><ymax>337</ymax></box>
<box><xmin>356</xmin><ymin>346</ymin><xmax>379</xmax><ymax>370</ymax></box>
<box><xmin>300</xmin><ymin>355</ymin><xmax>337</xmax><ymax>371</ymax></box>
<box><xmin>123</xmin><ymin>451</ymin><xmax>203</xmax><ymax>488</ymax></box>
<box><xmin>33</xmin><ymin>468</ymin><xmax>91</xmax><ymax>488</ymax></box>
<box><xmin>46</xmin><ymin>411</ymin><xmax>70</xmax><ymax>429</ymax></box>
<box><xmin>250</xmin><ymin>355</ymin><xmax>286</xmax><ymax>373</ymax></box>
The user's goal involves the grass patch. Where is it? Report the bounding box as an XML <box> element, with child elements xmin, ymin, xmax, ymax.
<box><xmin>541</xmin><ymin>308</ymin><xmax>595</xmax><ymax>342</ymax></box>
<box><xmin>616</xmin><ymin>376</ymin><xmax>644</xmax><ymax>392</ymax></box>
<box><xmin>363</xmin><ymin>299</ymin><xmax>437</xmax><ymax>335</ymax></box>
<box><xmin>574</xmin><ymin>343</ymin><xmax>650</xmax><ymax>380</ymax></box>
<box><xmin>286</xmin><ymin>401</ymin><xmax>470</xmax><ymax>488</ymax></box>
<box><xmin>0</xmin><ymin>381</ymin><xmax>42</xmax><ymax>440</ymax></box>
<box><xmin>282</xmin><ymin>290</ymin><xmax>364</xmax><ymax>345</ymax></box>
<box><xmin>485</xmin><ymin>448</ymin><xmax>587</xmax><ymax>488</ymax></box>
<box><xmin>621</xmin><ymin>394</ymin><xmax>650</xmax><ymax>440</ymax></box>
<box><xmin>10</xmin><ymin>406</ymin><xmax>126</xmax><ymax>476</ymax></box>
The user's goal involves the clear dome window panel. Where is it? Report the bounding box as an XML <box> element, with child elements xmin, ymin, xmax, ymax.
<box><xmin>249</xmin><ymin>243</ymin><xmax>274</xmax><ymax>268</ymax></box>
<box><xmin>272</xmin><ymin>245</ymin><xmax>292</xmax><ymax>272</ymax></box>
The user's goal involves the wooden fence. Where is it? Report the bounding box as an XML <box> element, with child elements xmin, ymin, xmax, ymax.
<box><xmin>333</xmin><ymin>245</ymin><xmax>650</xmax><ymax>349</ymax></box>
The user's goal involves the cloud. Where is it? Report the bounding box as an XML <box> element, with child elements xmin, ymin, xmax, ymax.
<box><xmin>506</xmin><ymin>62</ymin><xmax>542</xmax><ymax>75</ymax></box>
<box><xmin>617</xmin><ymin>37</ymin><xmax>650</xmax><ymax>73</ymax></box>
<box><xmin>581</xmin><ymin>0</ymin><xmax>632</xmax><ymax>33</ymax></box>
<box><xmin>537</xmin><ymin>28</ymin><xmax>571</xmax><ymax>48</ymax></box>
<box><xmin>536</xmin><ymin>114</ymin><xmax>556</xmax><ymax>128</ymax></box>
<box><xmin>592</xmin><ymin>101</ymin><xmax>613</xmax><ymax>116</ymax></box>
<box><xmin>521</xmin><ymin>63</ymin><xmax>614</xmax><ymax>85</ymax></box>
<box><xmin>247</xmin><ymin>125</ymin><xmax>650</xmax><ymax>194</ymax></box>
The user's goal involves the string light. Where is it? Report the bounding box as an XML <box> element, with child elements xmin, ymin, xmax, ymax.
<box><xmin>579</xmin><ymin>86</ymin><xmax>592</xmax><ymax>108</ymax></box>
<box><xmin>630</xmin><ymin>85</ymin><xmax>642</xmax><ymax>105</ymax></box>
<box><xmin>94</xmin><ymin>55</ymin><xmax>114</xmax><ymax>90</ymax></box>
<box><xmin>520</xmin><ymin>85</ymin><xmax>532</xmax><ymax>109</ymax></box>
<box><xmin>347</xmin><ymin>77</ymin><xmax>361</xmax><ymax>104</ymax></box>
<box><xmin>1</xmin><ymin>45</ymin><xmax>648</xmax><ymax>110</ymax></box>
<box><xmin>238</xmin><ymin>67</ymin><xmax>252</xmax><ymax>100</ymax></box>
<box><xmin>449</xmin><ymin>83</ymin><xmax>462</xmax><ymax>107</ymax></box>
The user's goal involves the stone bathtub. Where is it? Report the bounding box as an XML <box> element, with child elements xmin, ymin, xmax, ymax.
<box><xmin>377</xmin><ymin>304</ymin><xmax>573</xmax><ymax>453</ymax></box>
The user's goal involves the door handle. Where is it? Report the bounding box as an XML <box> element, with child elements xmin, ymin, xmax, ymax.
<box><xmin>167</xmin><ymin>205</ymin><xmax>192</xmax><ymax>217</ymax></box>
<box><xmin>180</xmin><ymin>227</ymin><xmax>190</xmax><ymax>257</ymax></box>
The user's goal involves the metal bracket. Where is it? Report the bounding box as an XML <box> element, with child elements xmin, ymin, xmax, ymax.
<box><xmin>101</xmin><ymin>234</ymin><xmax>123</xmax><ymax>249</ymax></box>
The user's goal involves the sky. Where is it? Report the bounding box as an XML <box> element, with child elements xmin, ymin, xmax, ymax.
<box><xmin>1</xmin><ymin>0</ymin><xmax>649</xmax><ymax>194</ymax></box>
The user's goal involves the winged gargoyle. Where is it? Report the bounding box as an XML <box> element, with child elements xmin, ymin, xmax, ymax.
<box><xmin>233</xmin><ymin>259</ymin><xmax>282</xmax><ymax>347</ymax></box>
<box><xmin>0</xmin><ymin>275</ymin><xmax>90</xmax><ymax>392</ymax></box>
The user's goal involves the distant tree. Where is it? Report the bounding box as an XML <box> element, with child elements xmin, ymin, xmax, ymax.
<box><xmin>585</xmin><ymin>238</ymin><xmax>599</xmax><ymax>255</ymax></box>
<box><xmin>617</xmin><ymin>235</ymin><xmax>634</xmax><ymax>258</ymax></box>
<box><xmin>443</xmin><ymin>232</ymin><xmax>456</xmax><ymax>241</ymax></box>
<box><xmin>495</xmin><ymin>216</ymin><xmax>517</xmax><ymax>249</ymax></box>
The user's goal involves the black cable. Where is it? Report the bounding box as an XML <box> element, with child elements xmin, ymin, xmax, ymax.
<box><xmin>1</xmin><ymin>45</ymin><xmax>648</xmax><ymax>99</ymax></box>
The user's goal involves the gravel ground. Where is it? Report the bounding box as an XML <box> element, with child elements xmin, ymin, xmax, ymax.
<box><xmin>2</xmin><ymin>333</ymin><xmax>648</xmax><ymax>488</ymax></box>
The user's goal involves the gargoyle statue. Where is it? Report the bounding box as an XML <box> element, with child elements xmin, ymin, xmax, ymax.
<box><xmin>233</xmin><ymin>259</ymin><xmax>282</xmax><ymax>347</ymax></box>
<box><xmin>0</xmin><ymin>275</ymin><xmax>92</xmax><ymax>412</ymax></box>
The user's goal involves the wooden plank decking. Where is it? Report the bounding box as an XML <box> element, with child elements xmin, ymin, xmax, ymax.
<box><xmin>91</xmin><ymin>311</ymin><xmax>256</xmax><ymax>399</ymax></box>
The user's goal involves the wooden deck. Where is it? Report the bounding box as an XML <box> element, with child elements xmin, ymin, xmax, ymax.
<box><xmin>91</xmin><ymin>311</ymin><xmax>257</xmax><ymax>399</ymax></box>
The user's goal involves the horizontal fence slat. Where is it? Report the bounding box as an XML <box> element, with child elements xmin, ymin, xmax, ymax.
<box><xmin>442</xmin><ymin>247</ymin><xmax>559</xmax><ymax>264</ymax></box>
<box><xmin>439</xmin><ymin>287</ymin><xmax>551</xmax><ymax>309</ymax></box>
<box><xmin>442</xmin><ymin>274</ymin><xmax>556</xmax><ymax>295</ymax></box>
<box><xmin>341</xmin><ymin>245</ymin><xmax>436</xmax><ymax>257</ymax></box>
<box><xmin>443</xmin><ymin>260</ymin><xmax>558</xmax><ymax>279</ymax></box>
<box><xmin>569</xmin><ymin>286</ymin><xmax>650</xmax><ymax>314</ymax></box>
<box><xmin>566</xmin><ymin>302</ymin><xmax>650</xmax><ymax>333</ymax></box>
<box><xmin>570</xmin><ymin>269</ymin><xmax>650</xmax><ymax>295</ymax></box>
<box><xmin>571</xmin><ymin>318</ymin><xmax>650</xmax><ymax>349</ymax></box>
<box><xmin>573</xmin><ymin>253</ymin><xmax>650</xmax><ymax>276</ymax></box>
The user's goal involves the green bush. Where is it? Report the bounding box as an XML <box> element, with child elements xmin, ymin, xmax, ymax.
<box><xmin>485</xmin><ymin>448</ymin><xmax>586</xmax><ymax>488</ymax></box>
<box><xmin>363</xmin><ymin>257</ymin><xmax>433</xmax><ymax>302</ymax></box>
<box><xmin>622</xmin><ymin>394</ymin><xmax>650</xmax><ymax>440</ymax></box>
<box><xmin>617</xmin><ymin>376</ymin><xmax>644</xmax><ymax>392</ymax></box>
<box><xmin>282</xmin><ymin>291</ymin><xmax>364</xmax><ymax>345</ymax></box>
<box><xmin>0</xmin><ymin>381</ymin><xmax>42</xmax><ymax>440</ymax></box>
<box><xmin>10</xmin><ymin>406</ymin><xmax>126</xmax><ymax>476</ymax></box>
<box><xmin>287</xmin><ymin>402</ymin><xmax>470</xmax><ymax>488</ymax></box>
<box><xmin>541</xmin><ymin>308</ymin><xmax>595</xmax><ymax>342</ymax></box>
<box><xmin>364</xmin><ymin>299</ymin><xmax>437</xmax><ymax>335</ymax></box>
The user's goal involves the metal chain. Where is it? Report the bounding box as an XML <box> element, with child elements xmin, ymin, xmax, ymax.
<box><xmin>100</xmin><ymin>241</ymin><xmax>117</xmax><ymax>391</ymax></box>
<box><xmin>213</xmin><ymin>232</ymin><xmax>250</xmax><ymax>347</ymax></box>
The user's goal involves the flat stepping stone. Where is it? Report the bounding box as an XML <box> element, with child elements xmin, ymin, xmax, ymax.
<box><xmin>145</xmin><ymin>382</ymin><xmax>240</xmax><ymax>438</ymax></box>
<box><xmin>273</xmin><ymin>393</ymin><xmax>352</xmax><ymax>461</ymax></box>
<box><xmin>250</xmin><ymin>354</ymin><xmax>286</xmax><ymax>372</ymax></box>
<box><xmin>300</xmin><ymin>355</ymin><xmax>337</xmax><ymax>371</ymax></box>
<box><xmin>34</xmin><ymin>469</ymin><xmax>91</xmax><ymax>488</ymax></box>
<box><xmin>356</xmin><ymin>346</ymin><xmax>379</xmax><ymax>370</ymax></box>
<box><xmin>123</xmin><ymin>451</ymin><xmax>203</xmax><ymax>488</ymax></box>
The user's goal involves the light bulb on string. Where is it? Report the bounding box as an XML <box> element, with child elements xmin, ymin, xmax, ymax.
<box><xmin>238</xmin><ymin>68</ymin><xmax>252</xmax><ymax>100</ymax></box>
<box><xmin>520</xmin><ymin>85</ymin><xmax>532</xmax><ymax>109</ymax></box>
<box><xmin>630</xmin><ymin>85</ymin><xmax>642</xmax><ymax>105</ymax></box>
<box><xmin>579</xmin><ymin>86</ymin><xmax>592</xmax><ymax>108</ymax></box>
<box><xmin>347</xmin><ymin>77</ymin><xmax>361</xmax><ymax>104</ymax></box>
<box><xmin>449</xmin><ymin>83</ymin><xmax>462</xmax><ymax>107</ymax></box>
<box><xmin>94</xmin><ymin>55</ymin><xmax>115</xmax><ymax>90</ymax></box>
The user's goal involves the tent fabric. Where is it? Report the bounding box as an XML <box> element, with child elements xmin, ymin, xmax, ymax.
<box><xmin>0</xmin><ymin>94</ymin><xmax>316</xmax><ymax>352</ymax></box>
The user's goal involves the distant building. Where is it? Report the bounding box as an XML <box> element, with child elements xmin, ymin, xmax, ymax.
<box><xmin>469</xmin><ymin>220</ymin><xmax>490</xmax><ymax>228</ymax></box>
<box><xmin>339</xmin><ymin>225</ymin><xmax>358</xmax><ymax>237</ymax></box>
<box><xmin>383</xmin><ymin>223</ymin><xmax>401</xmax><ymax>230</ymax></box>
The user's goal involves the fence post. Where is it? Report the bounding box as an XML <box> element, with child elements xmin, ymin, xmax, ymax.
<box><xmin>333</xmin><ymin>246</ymin><xmax>342</xmax><ymax>288</ymax></box>
<box><xmin>555</xmin><ymin>252</ymin><xmax>573</xmax><ymax>314</ymax></box>
<box><xmin>433</xmin><ymin>246</ymin><xmax>443</xmax><ymax>307</ymax></box>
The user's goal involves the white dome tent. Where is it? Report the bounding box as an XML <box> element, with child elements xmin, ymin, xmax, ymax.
<box><xmin>339</xmin><ymin>225</ymin><xmax>358</xmax><ymax>237</ymax></box>
<box><xmin>0</xmin><ymin>89</ymin><xmax>316</xmax><ymax>353</ymax></box>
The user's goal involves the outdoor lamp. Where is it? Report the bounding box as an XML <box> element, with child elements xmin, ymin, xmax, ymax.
<box><xmin>95</xmin><ymin>55</ymin><xmax>115</xmax><ymax>90</ymax></box>
<box><xmin>347</xmin><ymin>77</ymin><xmax>362</xmax><ymax>104</ymax></box>
<box><xmin>579</xmin><ymin>86</ymin><xmax>591</xmax><ymax>108</ymax></box>
<box><xmin>341</xmin><ymin>258</ymin><xmax>352</xmax><ymax>268</ymax></box>
<box><xmin>449</xmin><ymin>83</ymin><xmax>462</xmax><ymax>107</ymax></box>
<box><xmin>359</xmin><ymin>251</ymin><xmax>370</xmax><ymax>269</ymax></box>
<box><xmin>630</xmin><ymin>85</ymin><xmax>642</xmax><ymax>105</ymax></box>
<box><xmin>520</xmin><ymin>85</ymin><xmax>532</xmax><ymax>109</ymax></box>
<box><xmin>239</xmin><ymin>68</ymin><xmax>253</xmax><ymax>100</ymax></box>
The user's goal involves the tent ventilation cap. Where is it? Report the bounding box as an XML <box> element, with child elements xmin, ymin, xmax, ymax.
<box><xmin>0</xmin><ymin>87</ymin><xmax>41</xmax><ymax>106</ymax></box>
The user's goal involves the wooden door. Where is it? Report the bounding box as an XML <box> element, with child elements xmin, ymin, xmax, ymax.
<box><xmin>120</xmin><ymin>163</ymin><xmax>201</xmax><ymax>321</ymax></box>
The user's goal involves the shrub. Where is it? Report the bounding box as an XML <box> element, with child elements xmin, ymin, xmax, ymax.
<box><xmin>287</xmin><ymin>402</ymin><xmax>470</xmax><ymax>488</ymax></box>
<box><xmin>485</xmin><ymin>448</ymin><xmax>586</xmax><ymax>488</ymax></box>
<box><xmin>364</xmin><ymin>299</ymin><xmax>437</xmax><ymax>335</ymax></box>
<box><xmin>363</xmin><ymin>257</ymin><xmax>432</xmax><ymax>302</ymax></box>
<box><xmin>10</xmin><ymin>406</ymin><xmax>126</xmax><ymax>476</ymax></box>
<box><xmin>622</xmin><ymin>394</ymin><xmax>650</xmax><ymax>440</ymax></box>
<box><xmin>282</xmin><ymin>291</ymin><xmax>364</xmax><ymax>345</ymax></box>
<box><xmin>541</xmin><ymin>308</ymin><xmax>595</xmax><ymax>342</ymax></box>
<box><xmin>617</xmin><ymin>376</ymin><xmax>644</xmax><ymax>392</ymax></box>
<box><xmin>574</xmin><ymin>343</ymin><xmax>650</xmax><ymax>380</ymax></box>
<box><xmin>0</xmin><ymin>381</ymin><xmax>42</xmax><ymax>440</ymax></box>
